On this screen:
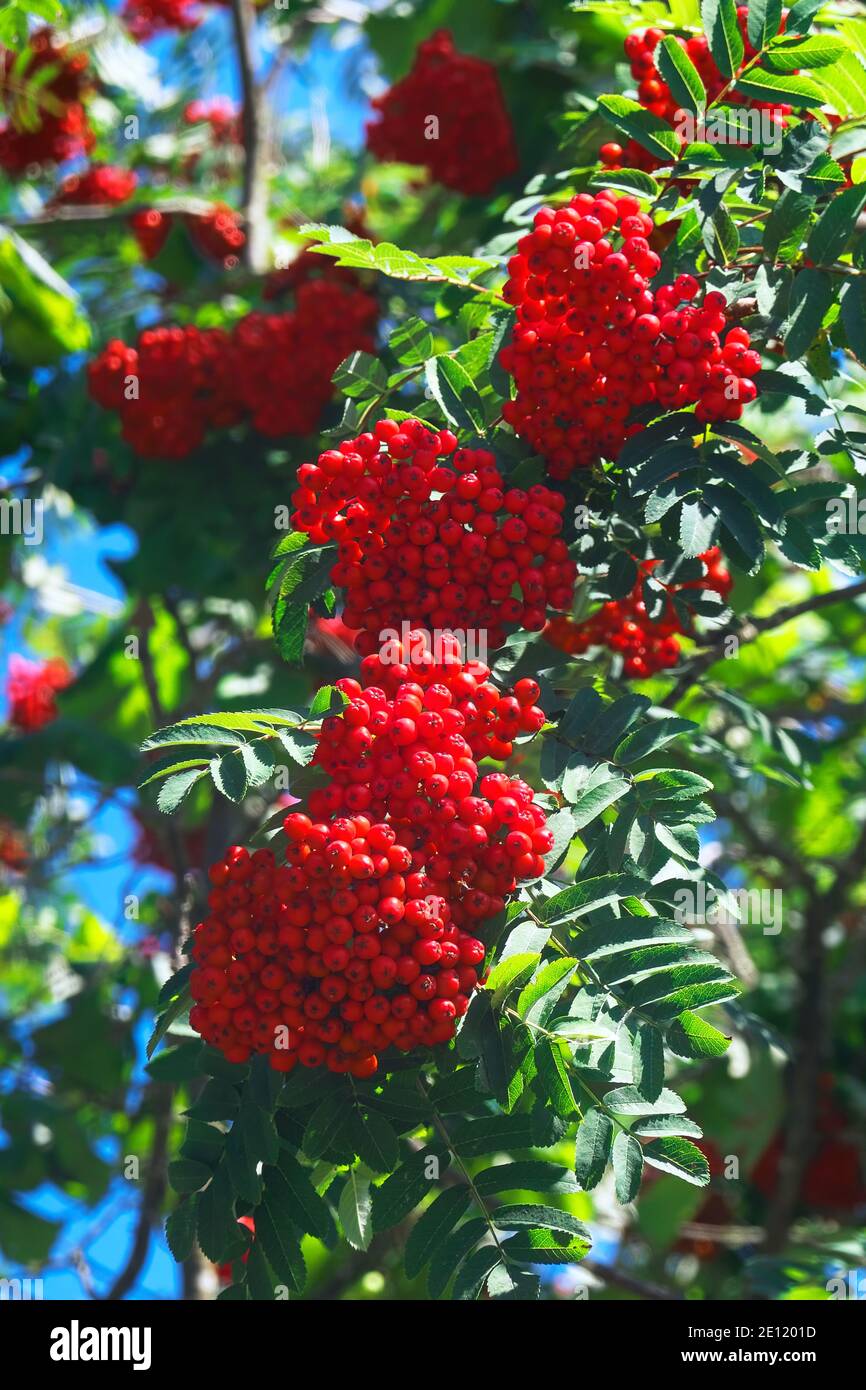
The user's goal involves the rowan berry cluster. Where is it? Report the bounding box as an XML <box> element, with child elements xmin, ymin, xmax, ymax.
<box><xmin>365</xmin><ymin>29</ymin><xmax>518</xmax><ymax>196</ymax></box>
<box><xmin>129</xmin><ymin>204</ymin><xmax>246</xmax><ymax>269</ymax></box>
<box><xmin>0</xmin><ymin>820</ymin><xmax>28</xmax><ymax>872</ymax></box>
<box><xmin>600</xmin><ymin>13</ymin><xmax>793</xmax><ymax>174</ymax></box>
<box><xmin>545</xmin><ymin>548</ymin><xmax>732</xmax><ymax>678</ymax></box>
<box><xmin>499</xmin><ymin>192</ymin><xmax>759</xmax><ymax>477</ymax></box>
<box><xmin>0</xmin><ymin>29</ymin><xmax>93</xmax><ymax>174</ymax></box>
<box><xmin>753</xmin><ymin>1078</ymin><xmax>866</xmax><ymax>1213</ymax></box>
<box><xmin>183</xmin><ymin>97</ymin><xmax>239</xmax><ymax>142</ymax></box>
<box><xmin>51</xmin><ymin>164</ymin><xmax>137</xmax><ymax>207</ymax></box>
<box><xmin>6</xmin><ymin>653</ymin><xmax>73</xmax><ymax>731</ymax></box>
<box><xmin>188</xmin><ymin>646</ymin><xmax>552</xmax><ymax>1074</ymax></box>
<box><xmin>121</xmin><ymin>0</ymin><xmax>201</xmax><ymax>41</ymax></box>
<box><xmin>291</xmin><ymin>417</ymin><xmax>576</xmax><ymax>650</ymax></box>
<box><xmin>88</xmin><ymin>278</ymin><xmax>377</xmax><ymax>457</ymax></box>
<box><xmin>87</xmin><ymin>325</ymin><xmax>242</xmax><ymax>458</ymax></box>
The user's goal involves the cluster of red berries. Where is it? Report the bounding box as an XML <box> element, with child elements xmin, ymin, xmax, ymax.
<box><xmin>545</xmin><ymin>548</ymin><xmax>732</xmax><ymax>678</ymax></box>
<box><xmin>600</xmin><ymin>14</ymin><xmax>793</xmax><ymax>174</ymax></box>
<box><xmin>365</xmin><ymin>29</ymin><xmax>518</xmax><ymax>196</ymax></box>
<box><xmin>88</xmin><ymin>278</ymin><xmax>378</xmax><ymax>457</ymax></box>
<box><xmin>6</xmin><ymin>653</ymin><xmax>72</xmax><ymax>731</ymax></box>
<box><xmin>183</xmin><ymin>97</ymin><xmax>239</xmax><ymax>142</ymax></box>
<box><xmin>653</xmin><ymin>281</ymin><xmax>760</xmax><ymax>423</ymax></box>
<box><xmin>129</xmin><ymin>204</ymin><xmax>245</xmax><ymax>269</ymax></box>
<box><xmin>87</xmin><ymin>324</ymin><xmax>243</xmax><ymax>458</ymax></box>
<box><xmin>0</xmin><ymin>29</ymin><xmax>93</xmax><ymax>174</ymax></box>
<box><xmin>189</xmin><ymin>649</ymin><xmax>552</xmax><ymax>1074</ymax></box>
<box><xmin>0</xmin><ymin>820</ymin><xmax>28</xmax><ymax>872</ymax></box>
<box><xmin>752</xmin><ymin>1078</ymin><xmax>866</xmax><ymax>1214</ymax></box>
<box><xmin>121</xmin><ymin>0</ymin><xmax>201</xmax><ymax>40</ymax></box>
<box><xmin>291</xmin><ymin>417</ymin><xmax>576</xmax><ymax>651</ymax></box>
<box><xmin>50</xmin><ymin>164</ymin><xmax>137</xmax><ymax>207</ymax></box>
<box><xmin>499</xmin><ymin>192</ymin><xmax>759</xmax><ymax>477</ymax></box>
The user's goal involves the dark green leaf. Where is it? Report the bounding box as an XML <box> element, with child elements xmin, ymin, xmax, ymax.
<box><xmin>574</xmin><ymin>1107</ymin><xmax>613</xmax><ymax>1190</ymax></box>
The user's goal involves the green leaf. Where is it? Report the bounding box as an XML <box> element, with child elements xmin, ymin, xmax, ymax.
<box><xmin>615</xmin><ymin>716</ymin><xmax>696</xmax><ymax>764</ymax></box>
<box><xmin>424</xmin><ymin>355</ymin><xmax>485</xmax><ymax>434</ymax></box>
<box><xmin>302</xmin><ymin>1094</ymin><xmax>354</xmax><ymax>1161</ymax></box>
<box><xmin>277</xmin><ymin>727</ymin><xmax>318</xmax><ymax>767</ymax></box>
<box><xmin>516</xmin><ymin>959</ymin><xmax>578</xmax><ymax>1026</ymax></box>
<box><xmin>632</xmin><ymin>1115</ymin><xmax>703</xmax><ymax>1138</ymax></box>
<box><xmin>764</xmin><ymin>35</ymin><xmax>848</xmax><ymax>71</ymax></box>
<box><xmin>244</xmin><ymin>1241</ymin><xmax>278</xmax><ymax>1302</ymax></box>
<box><xmin>308</xmin><ymin>684</ymin><xmax>348</xmax><ymax>718</ymax></box>
<box><xmin>427</xmin><ymin>1218</ymin><xmax>487</xmax><ymax>1299</ymax></box>
<box><xmin>782</xmin><ymin>268</ymin><xmax>835</xmax><ymax>360</ymax></box>
<box><xmin>763</xmin><ymin>188</ymin><xmax>813</xmax><ymax>262</ymax></box>
<box><xmin>667</xmin><ymin>1011</ymin><xmax>732</xmax><ymax>1057</ymax></box>
<box><xmin>568</xmin><ymin>765</ymin><xmax>631</xmax><ymax>830</ymax></box>
<box><xmin>168</xmin><ymin>1157</ymin><xmax>213</xmax><ymax>1195</ymax></box>
<box><xmin>142</xmin><ymin>722</ymin><xmax>248</xmax><ymax>751</ymax></box>
<box><xmin>538</xmin><ymin>875</ymin><xmax>649</xmax><ymax>924</ymax></box>
<box><xmin>574</xmin><ymin>1107</ymin><xmax>613</xmax><ymax>1191</ymax></box>
<box><xmin>485</xmin><ymin>953</ymin><xmax>540</xmax><ymax>1008</ymax></box>
<box><xmin>840</xmin><ymin>278</ymin><xmax>866</xmax><ymax>365</ymax></box>
<box><xmin>505</xmin><ymin>1228</ymin><xmax>591</xmax><ymax>1265</ymax></box>
<box><xmin>339</xmin><ymin>1168</ymin><xmax>373</xmax><ymax>1251</ymax></box>
<box><xmin>643</xmin><ymin>1136</ymin><xmax>711</xmax><ymax>1185</ymax></box>
<box><xmin>679</xmin><ymin>498</ymin><xmax>718</xmax><ymax>557</ymax></box>
<box><xmin>588</xmin><ymin>167</ymin><xmax>661</xmax><ymax>197</ymax></box>
<box><xmin>146</xmin><ymin>1041</ymin><xmax>202</xmax><ymax>1082</ymax></box>
<box><xmin>643</xmin><ymin>980</ymin><xmax>740</xmax><ymax>1019</ymax></box>
<box><xmin>806</xmin><ymin>184</ymin><xmax>866</xmax><ymax>264</ymax></box>
<box><xmin>535</xmin><ymin>1037</ymin><xmax>578</xmax><ymax>1116</ymax></box>
<box><xmin>371</xmin><ymin>1147</ymin><xmax>448</xmax><ymax>1230</ymax></box>
<box><xmin>613</xmin><ymin>1131</ymin><xmax>644</xmax><ymax>1205</ymax></box>
<box><xmin>492</xmin><ymin>1204</ymin><xmax>591</xmax><ymax>1244</ymax></box>
<box><xmin>300</xmin><ymin>225</ymin><xmax>496</xmax><ymax>289</ymax></box>
<box><xmin>597</xmin><ymin>94</ymin><xmax>681</xmax><ymax>163</ymax></box>
<box><xmin>332</xmin><ymin>350</ymin><xmax>388</xmax><ymax>400</ymax></box>
<box><xmin>452</xmin><ymin>1245</ymin><xmax>502</xmax><ymax>1300</ymax></box>
<box><xmin>405</xmin><ymin>1187</ymin><xmax>473</xmax><ymax>1279</ymax></box>
<box><xmin>702</xmin><ymin>0</ymin><xmax>743</xmax><ymax>78</ymax></box>
<box><xmin>657</xmin><ymin>36</ymin><xmax>706</xmax><ymax>114</ymax></box>
<box><xmin>574</xmin><ymin>915</ymin><xmax>694</xmax><ymax>960</ymax></box>
<box><xmin>736</xmin><ymin>67</ymin><xmax>825</xmax><ymax>107</ymax></box>
<box><xmin>165</xmin><ymin>1197</ymin><xmax>199</xmax><ymax>1262</ymax></box>
<box><xmin>196</xmin><ymin>1164</ymin><xmax>240</xmax><ymax>1262</ymax></box>
<box><xmin>632</xmin><ymin>1022</ymin><xmax>664</xmax><ymax>1102</ymax></box>
<box><xmin>274</xmin><ymin>1152</ymin><xmax>336</xmax><ymax>1241</ymax></box>
<box><xmin>256</xmin><ymin>1199</ymin><xmax>306</xmax><ymax>1293</ymax></box>
<box><xmin>785</xmin><ymin>0</ymin><xmax>825</xmax><ymax>35</ymax></box>
<box><xmin>487</xmin><ymin>1266</ymin><xmax>541</xmax><ymax>1300</ymax></box>
<box><xmin>156</xmin><ymin>768</ymin><xmax>207</xmax><ymax>812</ymax></box>
<box><xmin>352</xmin><ymin>1110</ymin><xmax>400</xmax><ymax>1174</ymax></box>
<box><xmin>389</xmin><ymin>316</ymin><xmax>435</xmax><ymax>365</ymax></box>
<box><xmin>747</xmin><ymin>0</ymin><xmax>783</xmax><ymax>51</ymax></box>
<box><xmin>210</xmin><ymin>750</ymin><xmax>249</xmax><ymax>803</ymax></box>
<box><xmin>624</xmin><ymin>962</ymin><xmax>732</xmax><ymax>1009</ymax></box>
<box><xmin>605</xmin><ymin>1085</ymin><xmax>686</xmax><ymax>1116</ymax></box>
<box><xmin>474</xmin><ymin>1161</ymin><xmax>578</xmax><ymax>1197</ymax></box>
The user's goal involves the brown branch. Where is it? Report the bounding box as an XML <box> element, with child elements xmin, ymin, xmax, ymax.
<box><xmin>763</xmin><ymin>817</ymin><xmax>866</xmax><ymax>1253</ymax></box>
<box><xmin>99</xmin><ymin>1083</ymin><xmax>173</xmax><ymax>1300</ymax></box>
<box><xmin>664</xmin><ymin>577</ymin><xmax>866</xmax><ymax>708</ymax></box>
<box><xmin>229</xmin><ymin>0</ymin><xmax>269</xmax><ymax>274</ymax></box>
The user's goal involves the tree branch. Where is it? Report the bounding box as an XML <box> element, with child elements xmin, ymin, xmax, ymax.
<box><xmin>763</xmin><ymin>817</ymin><xmax>866</xmax><ymax>1253</ymax></box>
<box><xmin>664</xmin><ymin>577</ymin><xmax>866</xmax><ymax>708</ymax></box>
<box><xmin>229</xmin><ymin>0</ymin><xmax>269</xmax><ymax>274</ymax></box>
<box><xmin>99</xmin><ymin>1083</ymin><xmax>172</xmax><ymax>1300</ymax></box>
